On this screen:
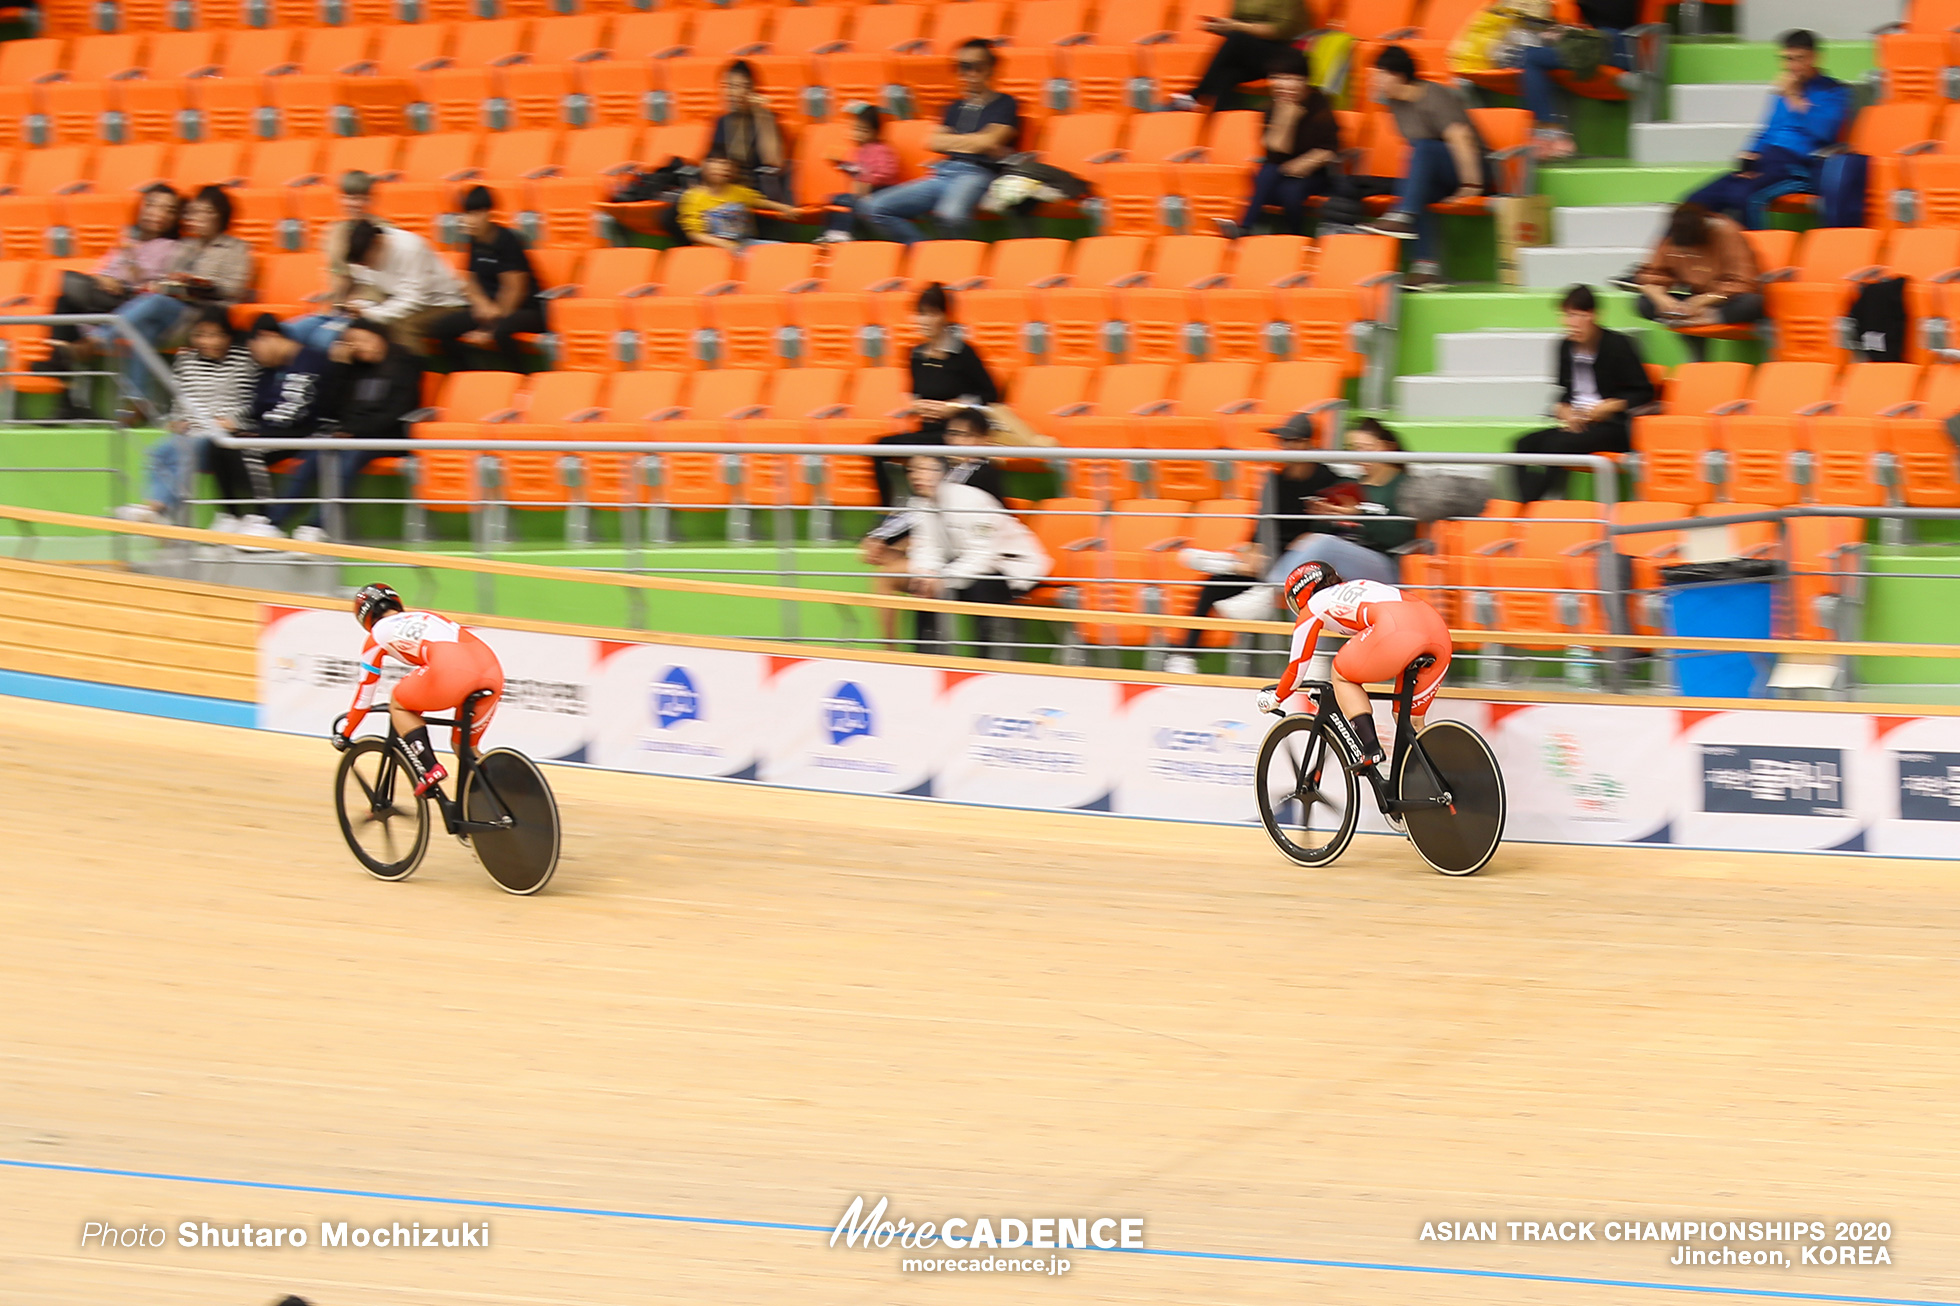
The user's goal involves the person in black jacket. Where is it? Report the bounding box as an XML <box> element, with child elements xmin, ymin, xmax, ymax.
<box><xmin>875</xmin><ymin>281</ymin><xmax>1001</xmax><ymax>502</ymax></box>
<box><xmin>1521</xmin><ymin>0</ymin><xmax>1639</xmax><ymax>160</ymax></box>
<box><xmin>1221</xmin><ymin>47</ymin><xmax>1340</xmax><ymax>238</ymax></box>
<box><xmin>1511</xmin><ymin>284</ymin><xmax>1655</xmax><ymax>503</ymax></box>
<box><xmin>272</xmin><ymin>319</ymin><xmax>423</xmax><ymax>539</ymax></box>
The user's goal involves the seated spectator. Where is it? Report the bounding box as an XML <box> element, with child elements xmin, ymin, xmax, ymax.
<box><xmin>710</xmin><ymin>59</ymin><xmax>790</xmax><ymax>206</ymax></box>
<box><xmin>863</xmin><ymin>39</ymin><xmax>1021</xmax><ymax>247</ymax></box>
<box><xmin>288</xmin><ymin>170</ymin><xmax>385</xmax><ymax>350</ymax></box>
<box><xmin>1518</xmin><ymin>0</ymin><xmax>1638</xmax><ymax>160</ymax></box>
<box><xmin>239</xmin><ymin>314</ymin><xmax>333</xmax><ymax>534</ymax></box>
<box><xmin>1166</xmin><ymin>0</ymin><xmax>1312</xmax><ymax>115</ymax></box>
<box><xmin>875</xmin><ymin>282</ymin><xmax>1002</xmax><ymax>502</ymax></box>
<box><xmin>1511</xmin><ymin>284</ymin><xmax>1654</xmax><ymax>503</ymax></box>
<box><xmin>678</xmin><ymin>153</ymin><xmax>804</xmax><ymax>251</ymax></box>
<box><xmin>861</xmin><ymin>406</ymin><xmax>1009</xmax><ymax>644</ymax></box>
<box><xmin>1359</xmin><ymin>45</ymin><xmax>1493</xmax><ymax>291</ymax></box>
<box><xmin>816</xmin><ymin>105</ymin><xmax>901</xmax><ymax>245</ymax></box>
<box><xmin>900</xmin><ymin>453</ymin><xmax>1053</xmax><ymax>658</ymax></box>
<box><xmin>1623</xmin><ymin>202</ymin><xmax>1765</xmax><ymax>357</ymax></box>
<box><xmin>291</xmin><ymin>219</ymin><xmax>467</xmax><ymax>355</ymax></box>
<box><xmin>428</xmin><ymin>186</ymin><xmax>548</xmax><ymax>373</ymax></box>
<box><xmin>272</xmin><ymin>318</ymin><xmax>422</xmax><ymax>541</ymax></box>
<box><xmin>90</xmin><ymin>184</ymin><xmax>253</xmax><ymax>415</ymax></box>
<box><xmin>1264</xmin><ymin>413</ymin><xmax>1406</xmax><ymax>590</ymax></box>
<box><xmin>1680</xmin><ymin>29</ymin><xmax>1849</xmax><ymax>229</ymax></box>
<box><xmin>1219</xmin><ymin>47</ymin><xmax>1339</xmax><ymax>239</ymax></box>
<box><xmin>48</xmin><ymin>183</ymin><xmax>180</xmax><ymax>417</ymax></box>
<box><xmin>113</xmin><ymin>307</ymin><xmax>265</xmax><ymax>528</ymax></box>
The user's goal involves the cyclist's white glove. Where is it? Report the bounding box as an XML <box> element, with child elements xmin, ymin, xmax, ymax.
<box><xmin>1256</xmin><ymin>688</ymin><xmax>1283</xmax><ymax>716</ymax></box>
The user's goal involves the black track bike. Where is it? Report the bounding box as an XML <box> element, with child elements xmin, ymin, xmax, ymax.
<box><xmin>332</xmin><ymin>690</ymin><xmax>560</xmax><ymax>894</ymax></box>
<box><xmin>1254</xmin><ymin>656</ymin><xmax>1505</xmax><ymax>875</ymax></box>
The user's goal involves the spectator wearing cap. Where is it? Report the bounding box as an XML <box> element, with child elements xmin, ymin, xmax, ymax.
<box><xmin>1166</xmin><ymin>0</ymin><xmax>1312</xmax><ymax>114</ymax></box>
<box><xmin>427</xmin><ymin>186</ymin><xmax>549</xmax><ymax>372</ymax></box>
<box><xmin>239</xmin><ymin>312</ymin><xmax>333</xmax><ymax>534</ymax></box>
<box><xmin>1260</xmin><ymin>411</ymin><xmax>1402</xmax><ymax>587</ymax></box>
<box><xmin>1358</xmin><ymin>44</ymin><xmax>1494</xmax><ymax>291</ymax></box>
<box><xmin>862</xmin><ymin>39</ymin><xmax>1021</xmax><ymax>247</ymax></box>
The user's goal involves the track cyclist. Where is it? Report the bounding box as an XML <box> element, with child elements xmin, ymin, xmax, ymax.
<box><xmin>1256</xmin><ymin>562</ymin><xmax>1454</xmax><ymax>774</ymax></box>
<box><xmin>333</xmin><ymin>583</ymin><xmax>506</xmax><ymax>797</ymax></box>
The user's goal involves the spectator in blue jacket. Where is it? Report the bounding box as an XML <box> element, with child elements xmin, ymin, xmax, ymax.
<box><xmin>1679</xmin><ymin>29</ymin><xmax>1851</xmax><ymax>229</ymax></box>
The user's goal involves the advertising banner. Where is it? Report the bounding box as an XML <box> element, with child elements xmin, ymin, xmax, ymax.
<box><xmin>258</xmin><ymin>612</ymin><xmax>1960</xmax><ymax>857</ymax></box>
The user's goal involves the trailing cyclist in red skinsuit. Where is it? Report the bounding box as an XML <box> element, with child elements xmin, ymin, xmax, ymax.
<box><xmin>337</xmin><ymin>583</ymin><xmax>505</xmax><ymax>796</ymax></box>
<box><xmin>1257</xmin><ymin>562</ymin><xmax>1454</xmax><ymax>769</ymax></box>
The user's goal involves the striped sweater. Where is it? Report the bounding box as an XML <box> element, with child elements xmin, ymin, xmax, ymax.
<box><xmin>173</xmin><ymin>345</ymin><xmax>270</xmax><ymax>501</ymax></box>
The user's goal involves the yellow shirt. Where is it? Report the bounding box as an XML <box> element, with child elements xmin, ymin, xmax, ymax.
<box><xmin>677</xmin><ymin>183</ymin><xmax>765</xmax><ymax>242</ymax></box>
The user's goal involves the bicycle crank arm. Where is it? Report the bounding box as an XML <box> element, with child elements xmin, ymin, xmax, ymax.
<box><xmin>457</xmin><ymin>816</ymin><xmax>515</xmax><ymax>834</ymax></box>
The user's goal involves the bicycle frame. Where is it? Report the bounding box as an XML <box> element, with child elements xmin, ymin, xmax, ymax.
<box><xmin>1294</xmin><ymin>657</ymin><xmax>1456</xmax><ymax>816</ymax></box>
<box><xmin>386</xmin><ymin>691</ymin><xmax>515</xmax><ymax>837</ymax></box>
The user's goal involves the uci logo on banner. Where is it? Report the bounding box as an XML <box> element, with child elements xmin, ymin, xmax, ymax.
<box><xmin>1897</xmin><ymin>752</ymin><xmax>1960</xmax><ymax>822</ymax></box>
<box><xmin>652</xmin><ymin>666</ymin><xmax>702</xmax><ymax>730</ymax></box>
<box><xmin>1700</xmin><ymin>745</ymin><xmax>1848</xmax><ymax>818</ymax></box>
<box><xmin>825</xmin><ymin>682</ymin><xmax>874</xmax><ymax>746</ymax></box>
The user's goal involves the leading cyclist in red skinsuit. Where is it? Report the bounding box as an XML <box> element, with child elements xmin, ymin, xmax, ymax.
<box><xmin>336</xmin><ymin>583</ymin><xmax>505</xmax><ymax>796</ymax></box>
<box><xmin>1257</xmin><ymin>561</ymin><xmax>1454</xmax><ymax>769</ymax></box>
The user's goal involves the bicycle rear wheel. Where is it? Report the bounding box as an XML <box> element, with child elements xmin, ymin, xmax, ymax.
<box><xmin>1397</xmin><ymin>720</ymin><xmax>1506</xmax><ymax>876</ymax></box>
<box><xmin>335</xmin><ymin>738</ymin><xmax>430</xmax><ymax>881</ymax></box>
<box><xmin>1255</xmin><ymin>713</ymin><xmax>1360</xmax><ymax>867</ymax></box>
<box><xmin>464</xmin><ymin>748</ymin><xmax>561</xmax><ymax>896</ymax></box>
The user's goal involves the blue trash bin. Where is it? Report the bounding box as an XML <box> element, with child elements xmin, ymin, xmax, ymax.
<box><xmin>1663</xmin><ymin>567</ymin><xmax>1775</xmax><ymax>699</ymax></box>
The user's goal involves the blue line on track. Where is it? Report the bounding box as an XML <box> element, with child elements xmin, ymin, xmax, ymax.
<box><xmin>6</xmin><ymin>1157</ymin><xmax>1949</xmax><ymax>1306</ymax></box>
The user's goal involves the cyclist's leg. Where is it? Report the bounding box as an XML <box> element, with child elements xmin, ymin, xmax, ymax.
<box><xmin>386</xmin><ymin>667</ymin><xmax>447</xmax><ymax>791</ymax></box>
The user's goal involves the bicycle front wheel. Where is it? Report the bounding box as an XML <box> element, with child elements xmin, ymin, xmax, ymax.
<box><xmin>464</xmin><ymin>748</ymin><xmax>561</xmax><ymax>896</ymax></box>
<box><xmin>335</xmin><ymin>738</ymin><xmax>430</xmax><ymax>881</ymax></box>
<box><xmin>1255</xmin><ymin>714</ymin><xmax>1360</xmax><ymax>867</ymax></box>
<box><xmin>1397</xmin><ymin>720</ymin><xmax>1506</xmax><ymax>876</ymax></box>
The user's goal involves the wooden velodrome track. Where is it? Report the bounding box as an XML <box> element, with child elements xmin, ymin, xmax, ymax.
<box><xmin>4</xmin><ymin>695</ymin><xmax>1959</xmax><ymax>1306</ymax></box>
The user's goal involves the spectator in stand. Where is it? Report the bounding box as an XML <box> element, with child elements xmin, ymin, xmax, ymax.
<box><xmin>1521</xmin><ymin>0</ymin><xmax>1639</xmax><ymax>160</ymax></box>
<box><xmin>292</xmin><ymin>170</ymin><xmax>386</xmax><ymax>350</ymax></box>
<box><xmin>863</xmin><ymin>39</ymin><xmax>1021</xmax><ymax>247</ymax></box>
<box><xmin>47</xmin><ymin>183</ymin><xmax>180</xmax><ymax>417</ymax></box>
<box><xmin>241</xmin><ymin>313</ymin><xmax>333</xmax><ymax>535</ymax></box>
<box><xmin>1621</xmin><ymin>201</ymin><xmax>1765</xmax><ymax>357</ymax></box>
<box><xmin>272</xmin><ymin>319</ymin><xmax>422</xmax><ymax>541</ymax></box>
<box><xmin>1218</xmin><ymin>47</ymin><xmax>1339</xmax><ymax>239</ymax></box>
<box><xmin>1166</xmin><ymin>418</ymin><xmax>1414</xmax><ymax>672</ymax></box>
<box><xmin>338</xmin><ymin>219</ymin><xmax>469</xmax><ymax>354</ymax></box>
<box><xmin>1166</xmin><ymin>0</ymin><xmax>1312</xmax><ymax>114</ymax></box>
<box><xmin>901</xmin><ymin>453</ymin><xmax>1052</xmax><ymax>658</ymax></box>
<box><xmin>1511</xmin><ymin>284</ymin><xmax>1654</xmax><ymax>503</ymax></box>
<box><xmin>678</xmin><ymin>153</ymin><xmax>805</xmax><ymax>251</ymax></box>
<box><xmin>1679</xmin><ymin>30</ymin><xmax>1850</xmax><ymax>228</ymax></box>
<box><xmin>861</xmin><ymin>406</ymin><xmax>1009</xmax><ymax>645</ymax></box>
<box><xmin>427</xmin><ymin>186</ymin><xmax>548</xmax><ymax>373</ymax></box>
<box><xmin>710</xmin><ymin>59</ymin><xmax>790</xmax><ymax>206</ymax></box>
<box><xmin>873</xmin><ymin>281</ymin><xmax>1001</xmax><ymax>502</ymax></box>
<box><xmin>816</xmin><ymin>105</ymin><xmax>901</xmax><ymax>245</ymax></box>
<box><xmin>113</xmin><ymin>307</ymin><xmax>265</xmax><ymax>529</ymax></box>
<box><xmin>1359</xmin><ymin>45</ymin><xmax>1493</xmax><ymax>291</ymax></box>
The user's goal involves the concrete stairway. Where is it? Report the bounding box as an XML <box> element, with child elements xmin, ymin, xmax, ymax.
<box><xmin>1514</xmin><ymin>202</ymin><xmax>1667</xmax><ymax>289</ymax></box>
<box><xmin>1632</xmin><ymin>82</ymin><xmax>1770</xmax><ymax>164</ymax></box>
<box><xmin>1395</xmin><ymin>330</ymin><xmax>1559</xmax><ymax>418</ymax></box>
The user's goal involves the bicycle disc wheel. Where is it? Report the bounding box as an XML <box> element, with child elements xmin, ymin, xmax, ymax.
<box><xmin>1255</xmin><ymin>714</ymin><xmax>1360</xmax><ymax>867</ymax></box>
<box><xmin>335</xmin><ymin>738</ymin><xmax>430</xmax><ymax>881</ymax></box>
<box><xmin>1397</xmin><ymin>720</ymin><xmax>1506</xmax><ymax>876</ymax></box>
<box><xmin>464</xmin><ymin>749</ymin><xmax>560</xmax><ymax>896</ymax></box>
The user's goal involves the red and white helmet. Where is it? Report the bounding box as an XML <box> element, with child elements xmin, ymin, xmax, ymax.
<box><xmin>1282</xmin><ymin>562</ymin><xmax>1341</xmax><ymax>615</ymax></box>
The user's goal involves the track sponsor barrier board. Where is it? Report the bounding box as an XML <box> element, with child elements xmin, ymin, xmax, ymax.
<box><xmin>258</xmin><ymin>608</ymin><xmax>1960</xmax><ymax>857</ymax></box>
